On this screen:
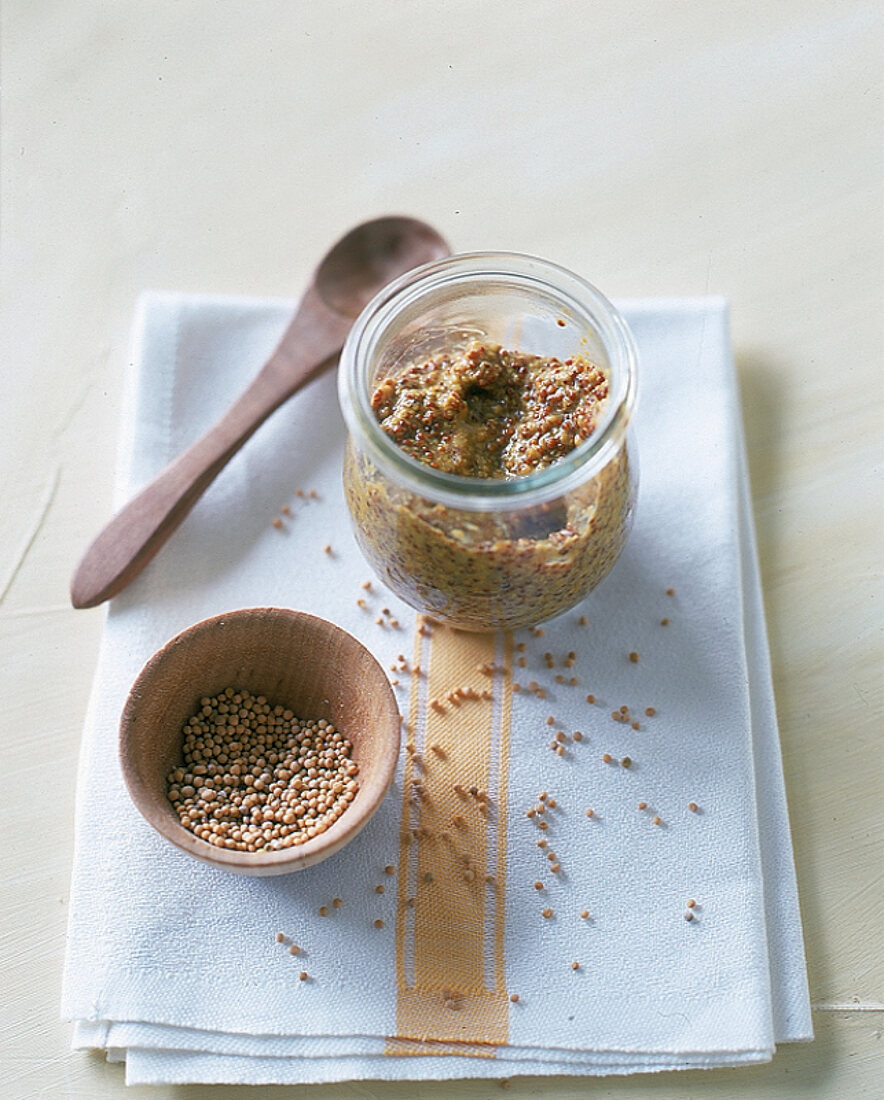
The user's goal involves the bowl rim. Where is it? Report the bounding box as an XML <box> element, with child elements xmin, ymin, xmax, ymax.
<box><xmin>119</xmin><ymin>606</ymin><xmax>401</xmax><ymax>874</ymax></box>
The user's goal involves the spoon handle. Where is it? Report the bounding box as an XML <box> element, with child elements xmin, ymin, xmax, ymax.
<box><xmin>70</xmin><ymin>295</ymin><xmax>347</xmax><ymax>609</ymax></box>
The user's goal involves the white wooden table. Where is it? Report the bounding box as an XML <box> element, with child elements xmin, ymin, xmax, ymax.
<box><xmin>3</xmin><ymin>2</ymin><xmax>881</xmax><ymax>1096</ymax></box>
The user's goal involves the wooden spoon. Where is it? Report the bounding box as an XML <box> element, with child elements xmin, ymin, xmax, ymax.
<box><xmin>70</xmin><ymin>216</ymin><xmax>449</xmax><ymax>608</ymax></box>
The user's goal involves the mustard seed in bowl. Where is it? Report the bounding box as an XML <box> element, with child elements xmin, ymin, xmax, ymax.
<box><xmin>166</xmin><ymin>688</ymin><xmax>359</xmax><ymax>853</ymax></box>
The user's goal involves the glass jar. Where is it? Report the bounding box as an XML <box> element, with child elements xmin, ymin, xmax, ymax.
<box><xmin>337</xmin><ymin>252</ymin><xmax>638</xmax><ymax>632</ymax></box>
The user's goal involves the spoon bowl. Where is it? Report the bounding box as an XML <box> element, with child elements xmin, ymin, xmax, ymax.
<box><xmin>316</xmin><ymin>216</ymin><xmax>452</xmax><ymax>317</ymax></box>
<box><xmin>70</xmin><ymin>216</ymin><xmax>449</xmax><ymax>609</ymax></box>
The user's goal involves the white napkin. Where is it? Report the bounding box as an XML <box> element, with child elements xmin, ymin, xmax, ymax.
<box><xmin>62</xmin><ymin>292</ymin><xmax>812</xmax><ymax>1085</ymax></box>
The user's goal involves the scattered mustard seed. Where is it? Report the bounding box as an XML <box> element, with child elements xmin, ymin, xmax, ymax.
<box><xmin>652</xmin><ymin>816</ymin><xmax>662</xmax><ymax>826</ymax></box>
<box><xmin>645</xmin><ymin>706</ymin><xmax>656</xmax><ymax>717</ymax></box>
<box><xmin>586</xmin><ymin>694</ymin><xmax>596</xmax><ymax>704</ymax></box>
<box><xmin>299</xmin><ymin>970</ymin><xmax>308</xmax><ymax>980</ymax></box>
<box><xmin>374</xmin><ymin>919</ymin><xmax>385</xmax><ymax>929</ymax></box>
<box><xmin>585</xmin><ymin>808</ymin><xmax>594</xmax><ymax>818</ymax></box>
<box><xmin>375</xmin><ymin>885</ymin><xmax>385</xmax><ymax>894</ymax></box>
<box><xmin>509</xmin><ymin>993</ymin><xmax>520</xmax><ymax>1003</ymax></box>
<box><xmin>661</xmin><ymin>618</ymin><xmax>670</xmax><ymax>626</ymax></box>
<box><xmin>666</xmin><ymin>587</ymin><xmax>675</xmax><ymax>596</ymax></box>
<box><xmin>318</xmin><ymin>906</ymin><xmax>329</xmax><ymax>917</ymax></box>
<box><xmin>571</xmin><ymin>960</ymin><xmax>580</xmax><ymax>970</ymax></box>
<box><xmin>580</xmin><ymin>910</ymin><xmax>590</xmax><ymax>920</ymax></box>
<box><xmin>542</xmin><ymin>908</ymin><xmax>553</xmax><ymax>918</ymax></box>
<box><xmin>638</xmin><ymin>801</ymin><xmax>647</xmax><ymax>810</ymax></box>
<box><xmin>602</xmin><ymin>752</ymin><xmax>613</xmax><ymax>764</ymax></box>
<box><xmin>289</xmin><ymin>944</ymin><xmax>300</xmax><ymax>956</ymax></box>
<box><xmin>534</xmin><ymin>881</ymin><xmax>544</xmax><ymax>891</ymax></box>
<box><xmin>332</xmin><ymin>898</ymin><xmax>343</xmax><ymax>908</ymax></box>
<box><xmin>275</xmin><ymin>932</ymin><xmax>286</xmax><ymax>943</ymax></box>
<box><xmin>385</xmin><ymin>864</ymin><xmax>396</xmax><ymax>875</ymax></box>
<box><xmin>684</xmin><ymin>910</ymin><xmax>694</xmax><ymax>922</ymax></box>
<box><xmin>629</xmin><ymin>651</ymin><xmax>639</xmax><ymax>663</ymax></box>
<box><xmin>687</xmin><ymin>898</ymin><xmax>697</xmax><ymax>908</ymax></box>
<box><xmin>621</xmin><ymin>756</ymin><xmax>632</xmax><ymax>769</ymax></box>
<box><xmin>688</xmin><ymin>801</ymin><xmax>699</xmax><ymax>813</ymax></box>
<box><xmin>272</xmin><ymin>517</ymin><xmax>284</xmax><ymax>530</ymax></box>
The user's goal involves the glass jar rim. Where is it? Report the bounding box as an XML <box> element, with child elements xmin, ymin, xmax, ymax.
<box><xmin>338</xmin><ymin>251</ymin><xmax>638</xmax><ymax>511</ymax></box>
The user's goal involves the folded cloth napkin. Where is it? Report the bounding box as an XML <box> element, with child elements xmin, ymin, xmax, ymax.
<box><xmin>62</xmin><ymin>291</ymin><xmax>812</xmax><ymax>1085</ymax></box>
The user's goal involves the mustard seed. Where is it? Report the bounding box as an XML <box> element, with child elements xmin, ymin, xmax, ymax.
<box><xmin>571</xmin><ymin>960</ymin><xmax>580</xmax><ymax>970</ymax></box>
<box><xmin>602</xmin><ymin>752</ymin><xmax>613</xmax><ymax>764</ymax></box>
<box><xmin>580</xmin><ymin>910</ymin><xmax>590</xmax><ymax>919</ymax></box>
<box><xmin>299</xmin><ymin>970</ymin><xmax>308</xmax><ymax>980</ymax></box>
<box><xmin>272</xmin><ymin>517</ymin><xmax>284</xmax><ymax>530</ymax></box>
<box><xmin>318</xmin><ymin>906</ymin><xmax>329</xmax><ymax>917</ymax></box>
<box><xmin>586</xmin><ymin>694</ymin><xmax>596</xmax><ymax>704</ymax></box>
<box><xmin>666</xmin><ymin>587</ymin><xmax>675</xmax><ymax>596</ymax></box>
<box><xmin>534</xmin><ymin>881</ymin><xmax>544</xmax><ymax>890</ymax></box>
<box><xmin>542</xmin><ymin>908</ymin><xmax>553</xmax><ymax>918</ymax></box>
<box><xmin>645</xmin><ymin>707</ymin><xmax>656</xmax><ymax>717</ymax></box>
<box><xmin>375</xmin><ymin>885</ymin><xmax>385</xmax><ymax>894</ymax></box>
<box><xmin>629</xmin><ymin>651</ymin><xmax>639</xmax><ymax>663</ymax></box>
<box><xmin>332</xmin><ymin>898</ymin><xmax>343</xmax><ymax>908</ymax></box>
<box><xmin>661</xmin><ymin>618</ymin><xmax>670</xmax><ymax>626</ymax></box>
<box><xmin>289</xmin><ymin>944</ymin><xmax>300</xmax><ymax>956</ymax></box>
<box><xmin>688</xmin><ymin>801</ymin><xmax>699</xmax><ymax>812</ymax></box>
<box><xmin>585</xmin><ymin>808</ymin><xmax>594</xmax><ymax>818</ymax></box>
<box><xmin>638</xmin><ymin>801</ymin><xmax>647</xmax><ymax>810</ymax></box>
<box><xmin>509</xmin><ymin>993</ymin><xmax>520</xmax><ymax>1003</ymax></box>
<box><xmin>166</xmin><ymin>690</ymin><xmax>358</xmax><ymax>853</ymax></box>
<box><xmin>573</xmin><ymin>731</ymin><xmax>583</xmax><ymax>742</ymax></box>
<box><xmin>684</xmin><ymin>910</ymin><xmax>694</xmax><ymax>922</ymax></box>
<box><xmin>276</xmin><ymin>932</ymin><xmax>286</xmax><ymax>943</ymax></box>
<box><xmin>550</xmin><ymin>863</ymin><xmax>561</xmax><ymax>873</ymax></box>
<box><xmin>578</xmin><ymin>615</ymin><xmax>588</xmax><ymax>625</ymax></box>
<box><xmin>687</xmin><ymin>898</ymin><xmax>696</xmax><ymax>908</ymax></box>
<box><xmin>374</xmin><ymin>919</ymin><xmax>385</xmax><ymax>929</ymax></box>
<box><xmin>385</xmin><ymin>864</ymin><xmax>396</xmax><ymax>875</ymax></box>
<box><xmin>652</xmin><ymin>816</ymin><xmax>662</xmax><ymax>826</ymax></box>
<box><xmin>621</xmin><ymin>756</ymin><xmax>632</xmax><ymax>769</ymax></box>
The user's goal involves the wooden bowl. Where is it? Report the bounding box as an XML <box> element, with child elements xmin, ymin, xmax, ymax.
<box><xmin>119</xmin><ymin>607</ymin><xmax>400</xmax><ymax>875</ymax></box>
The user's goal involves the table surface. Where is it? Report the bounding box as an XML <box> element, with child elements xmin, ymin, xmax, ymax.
<box><xmin>3</xmin><ymin>2</ymin><xmax>882</xmax><ymax>1097</ymax></box>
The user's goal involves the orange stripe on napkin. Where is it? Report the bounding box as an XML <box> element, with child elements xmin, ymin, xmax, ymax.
<box><xmin>388</xmin><ymin>621</ymin><xmax>513</xmax><ymax>1052</ymax></box>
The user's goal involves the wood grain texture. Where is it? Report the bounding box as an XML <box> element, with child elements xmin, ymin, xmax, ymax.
<box><xmin>2</xmin><ymin>0</ymin><xmax>881</xmax><ymax>1095</ymax></box>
